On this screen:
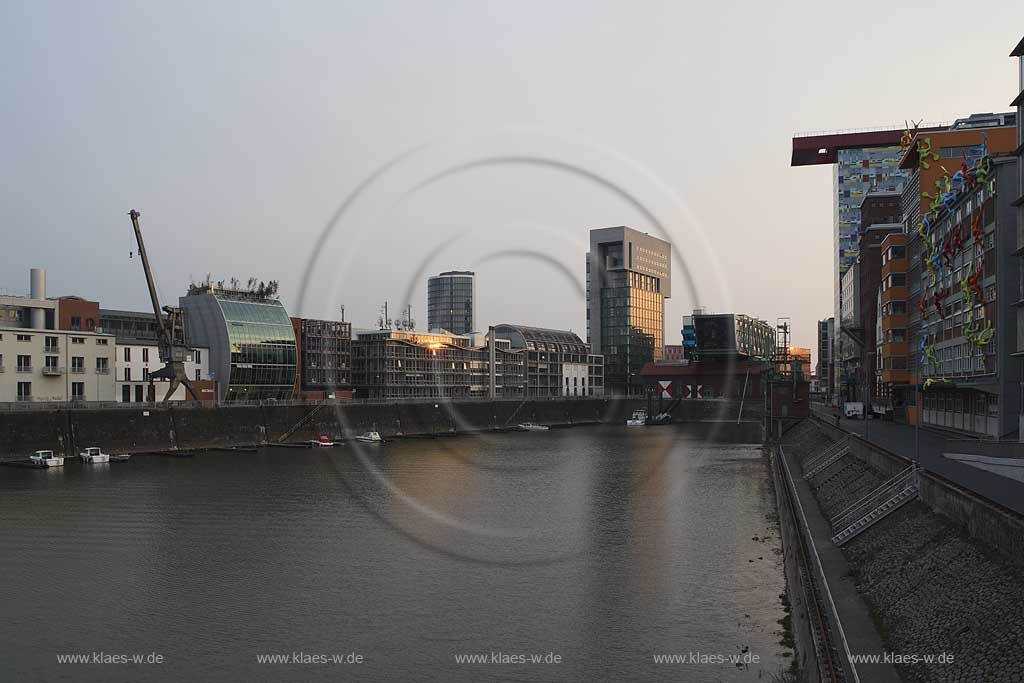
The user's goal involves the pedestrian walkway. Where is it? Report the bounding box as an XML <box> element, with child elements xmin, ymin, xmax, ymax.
<box><xmin>810</xmin><ymin>405</ymin><xmax>1024</xmax><ymax>516</ymax></box>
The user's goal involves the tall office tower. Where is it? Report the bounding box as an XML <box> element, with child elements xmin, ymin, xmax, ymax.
<box><xmin>586</xmin><ymin>226</ymin><xmax>671</xmax><ymax>394</ymax></box>
<box><xmin>426</xmin><ymin>271</ymin><xmax>475</xmax><ymax>335</ymax></box>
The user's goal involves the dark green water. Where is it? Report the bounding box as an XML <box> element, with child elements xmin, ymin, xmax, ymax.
<box><xmin>0</xmin><ymin>424</ymin><xmax>787</xmax><ymax>682</ymax></box>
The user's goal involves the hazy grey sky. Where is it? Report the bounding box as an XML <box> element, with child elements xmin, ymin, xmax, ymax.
<box><xmin>2</xmin><ymin>1</ymin><xmax>1022</xmax><ymax>364</ymax></box>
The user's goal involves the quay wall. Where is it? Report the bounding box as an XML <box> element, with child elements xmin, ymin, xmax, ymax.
<box><xmin>782</xmin><ymin>418</ymin><xmax>1024</xmax><ymax>683</ymax></box>
<box><xmin>0</xmin><ymin>398</ymin><xmax>763</xmax><ymax>461</ymax></box>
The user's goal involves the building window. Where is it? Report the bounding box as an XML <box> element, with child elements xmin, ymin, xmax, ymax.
<box><xmin>143</xmin><ymin>368</ymin><xmax>150</xmax><ymax>381</ymax></box>
<box><xmin>71</xmin><ymin>336</ymin><xmax>85</xmax><ymax>344</ymax></box>
<box><xmin>96</xmin><ymin>338</ymin><xmax>108</xmax><ymax>346</ymax></box>
<box><xmin>44</xmin><ymin>336</ymin><xmax>58</xmax><ymax>353</ymax></box>
<box><xmin>194</xmin><ymin>349</ymin><xmax>201</xmax><ymax>364</ymax></box>
<box><xmin>195</xmin><ymin>369</ymin><xmax>201</xmax><ymax>381</ymax></box>
<box><xmin>96</xmin><ymin>357</ymin><xmax>109</xmax><ymax>373</ymax></box>
<box><xmin>71</xmin><ymin>382</ymin><xmax>85</xmax><ymax>401</ymax></box>
<box><xmin>17</xmin><ymin>382</ymin><xmax>31</xmax><ymax>400</ymax></box>
<box><xmin>135</xmin><ymin>385</ymin><xmax>144</xmax><ymax>402</ymax></box>
<box><xmin>71</xmin><ymin>357</ymin><xmax>85</xmax><ymax>373</ymax></box>
<box><xmin>124</xmin><ymin>347</ymin><xmax>131</xmax><ymax>362</ymax></box>
<box><xmin>17</xmin><ymin>355</ymin><xmax>31</xmax><ymax>372</ymax></box>
<box><xmin>124</xmin><ymin>368</ymin><xmax>131</xmax><ymax>382</ymax></box>
<box><xmin>17</xmin><ymin>334</ymin><xmax>31</xmax><ymax>342</ymax></box>
<box><xmin>71</xmin><ymin>316</ymin><xmax>81</xmax><ymax>330</ymax></box>
<box><xmin>142</xmin><ymin>347</ymin><xmax>149</xmax><ymax>362</ymax></box>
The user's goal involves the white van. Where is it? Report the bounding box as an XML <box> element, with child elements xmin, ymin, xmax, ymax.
<box><xmin>843</xmin><ymin>402</ymin><xmax>865</xmax><ymax>419</ymax></box>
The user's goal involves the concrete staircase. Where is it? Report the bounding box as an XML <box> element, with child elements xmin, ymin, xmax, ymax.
<box><xmin>829</xmin><ymin>466</ymin><xmax>919</xmax><ymax>546</ymax></box>
<box><xmin>803</xmin><ymin>437</ymin><xmax>851</xmax><ymax>479</ymax></box>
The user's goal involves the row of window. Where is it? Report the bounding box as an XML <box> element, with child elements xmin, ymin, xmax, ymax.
<box><xmin>0</xmin><ymin>354</ymin><xmax>109</xmax><ymax>372</ymax></box>
<box><xmin>1</xmin><ymin>333</ymin><xmax>108</xmax><ymax>346</ymax></box>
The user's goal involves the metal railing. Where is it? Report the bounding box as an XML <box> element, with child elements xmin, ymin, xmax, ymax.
<box><xmin>41</xmin><ymin>366</ymin><xmax>65</xmax><ymax>376</ymax></box>
<box><xmin>794</xmin><ymin>120</ymin><xmax>953</xmax><ymax>138</ymax></box>
<box><xmin>830</xmin><ymin>466</ymin><xmax>917</xmax><ymax>536</ymax></box>
<box><xmin>70</xmin><ymin>367</ymin><xmax>86</xmax><ymax>374</ymax></box>
<box><xmin>95</xmin><ymin>367</ymin><xmax>111</xmax><ymax>374</ymax></box>
<box><xmin>16</xmin><ymin>366</ymin><xmax>33</xmax><ymax>373</ymax></box>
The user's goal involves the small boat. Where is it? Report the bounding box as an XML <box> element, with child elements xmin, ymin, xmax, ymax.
<box><xmin>30</xmin><ymin>450</ymin><xmax>64</xmax><ymax>468</ymax></box>
<box><xmin>109</xmin><ymin>453</ymin><xmax>132</xmax><ymax>462</ymax></box>
<box><xmin>646</xmin><ymin>412</ymin><xmax>672</xmax><ymax>426</ymax></box>
<box><xmin>80</xmin><ymin>447</ymin><xmax>111</xmax><ymax>464</ymax></box>
<box><xmin>517</xmin><ymin>423</ymin><xmax>549</xmax><ymax>432</ymax></box>
<box><xmin>310</xmin><ymin>435</ymin><xmax>335</xmax><ymax>447</ymax></box>
<box><xmin>626</xmin><ymin>409</ymin><xmax>648</xmax><ymax>427</ymax></box>
<box><xmin>355</xmin><ymin>431</ymin><xmax>383</xmax><ymax>443</ymax></box>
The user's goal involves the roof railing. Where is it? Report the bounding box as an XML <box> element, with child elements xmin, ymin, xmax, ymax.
<box><xmin>793</xmin><ymin>121</ymin><xmax>954</xmax><ymax>139</ymax></box>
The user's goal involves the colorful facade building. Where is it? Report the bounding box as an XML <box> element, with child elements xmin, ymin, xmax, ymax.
<box><xmin>902</xmin><ymin>123</ymin><xmax>1020</xmax><ymax>436</ymax></box>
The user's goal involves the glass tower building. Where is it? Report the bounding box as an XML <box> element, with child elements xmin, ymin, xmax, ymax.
<box><xmin>180</xmin><ymin>287</ymin><xmax>297</xmax><ymax>401</ymax></box>
<box><xmin>587</xmin><ymin>226</ymin><xmax>671</xmax><ymax>394</ymax></box>
<box><xmin>427</xmin><ymin>271</ymin><xmax>475</xmax><ymax>335</ymax></box>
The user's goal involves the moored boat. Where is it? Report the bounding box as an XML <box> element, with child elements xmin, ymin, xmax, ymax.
<box><xmin>80</xmin><ymin>447</ymin><xmax>111</xmax><ymax>464</ymax></box>
<box><xmin>355</xmin><ymin>431</ymin><xmax>383</xmax><ymax>443</ymax></box>
<box><xmin>517</xmin><ymin>423</ymin><xmax>549</xmax><ymax>431</ymax></box>
<box><xmin>310</xmin><ymin>435</ymin><xmax>335</xmax><ymax>447</ymax></box>
<box><xmin>30</xmin><ymin>450</ymin><xmax>64</xmax><ymax>468</ymax></box>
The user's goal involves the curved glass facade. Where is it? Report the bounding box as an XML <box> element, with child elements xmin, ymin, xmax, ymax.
<box><xmin>216</xmin><ymin>296</ymin><xmax>297</xmax><ymax>400</ymax></box>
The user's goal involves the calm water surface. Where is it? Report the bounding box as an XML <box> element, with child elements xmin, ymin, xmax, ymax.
<box><xmin>0</xmin><ymin>425</ymin><xmax>787</xmax><ymax>682</ymax></box>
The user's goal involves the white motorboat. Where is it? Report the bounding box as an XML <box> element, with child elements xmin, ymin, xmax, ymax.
<box><xmin>109</xmin><ymin>453</ymin><xmax>132</xmax><ymax>462</ymax></box>
<box><xmin>310</xmin><ymin>434</ymin><xmax>335</xmax><ymax>447</ymax></box>
<box><xmin>30</xmin><ymin>450</ymin><xmax>64</xmax><ymax>468</ymax></box>
<box><xmin>355</xmin><ymin>431</ymin><xmax>383</xmax><ymax>443</ymax></box>
<box><xmin>517</xmin><ymin>423</ymin><xmax>549</xmax><ymax>432</ymax></box>
<box><xmin>80</xmin><ymin>447</ymin><xmax>111</xmax><ymax>464</ymax></box>
<box><xmin>626</xmin><ymin>409</ymin><xmax>648</xmax><ymax>426</ymax></box>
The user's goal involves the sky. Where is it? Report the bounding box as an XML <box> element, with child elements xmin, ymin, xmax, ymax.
<box><xmin>2</xmin><ymin>1</ymin><xmax>1022</xmax><ymax>366</ymax></box>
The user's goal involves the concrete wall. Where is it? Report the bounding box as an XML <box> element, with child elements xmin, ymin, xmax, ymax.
<box><xmin>0</xmin><ymin>398</ymin><xmax>765</xmax><ymax>461</ymax></box>
<box><xmin>805</xmin><ymin>417</ymin><xmax>1024</xmax><ymax>569</ymax></box>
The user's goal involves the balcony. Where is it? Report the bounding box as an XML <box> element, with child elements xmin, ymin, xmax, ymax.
<box><xmin>44</xmin><ymin>345</ymin><xmax>59</xmax><ymax>354</ymax></box>
<box><xmin>42</xmin><ymin>366</ymin><xmax>65</xmax><ymax>376</ymax></box>
<box><xmin>16</xmin><ymin>365</ymin><xmax>33</xmax><ymax>373</ymax></box>
<box><xmin>16</xmin><ymin>395</ymin><xmax>33</xmax><ymax>402</ymax></box>
<box><xmin>95</xmin><ymin>367</ymin><xmax>111</xmax><ymax>374</ymax></box>
<box><xmin>70</xmin><ymin>367</ymin><xmax>86</xmax><ymax>374</ymax></box>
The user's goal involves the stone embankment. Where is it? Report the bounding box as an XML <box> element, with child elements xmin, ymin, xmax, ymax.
<box><xmin>783</xmin><ymin>419</ymin><xmax>1024</xmax><ymax>683</ymax></box>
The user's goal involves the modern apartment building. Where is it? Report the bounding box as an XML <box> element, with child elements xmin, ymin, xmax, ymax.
<box><xmin>427</xmin><ymin>271</ymin><xmax>475</xmax><ymax>335</ymax></box>
<box><xmin>493</xmin><ymin>324</ymin><xmax>604</xmax><ymax>397</ymax></box>
<box><xmin>0</xmin><ymin>327</ymin><xmax>116</xmax><ymax>403</ymax></box>
<box><xmin>586</xmin><ymin>226</ymin><xmax>671</xmax><ymax>393</ymax></box>
<box><xmin>179</xmin><ymin>284</ymin><xmax>297</xmax><ymax>401</ymax></box>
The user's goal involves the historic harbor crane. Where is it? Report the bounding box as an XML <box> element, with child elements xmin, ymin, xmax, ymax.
<box><xmin>127</xmin><ymin>209</ymin><xmax>199</xmax><ymax>402</ymax></box>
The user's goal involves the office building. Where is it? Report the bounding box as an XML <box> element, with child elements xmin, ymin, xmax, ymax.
<box><xmin>902</xmin><ymin>131</ymin><xmax>1019</xmax><ymax>436</ymax></box>
<box><xmin>179</xmin><ymin>283</ymin><xmax>297</xmax><ymax>401</ymax></box>
<box><xmin>876</xmin><ymin>233</ymin><xmax>909</xmax><ymax>415</ymax></box>
<box><xmin>351</xmin><ymin>328</ymin><xmax>524</xmax><ymax>400</ymax></box>
<box><xmin>493</xmin><ymin>324</ymin><xmax>604</xmax><ymax>397</ymax></box>
<box><xmin>291</xmin><ymin>317</ymin><xmax>353</xmax><ymax>398</ymax></box>
<box><xmin>1011</xmin><ymin>36</ymin><xmax>1024</xmax><ymax>439</ymax></box>
<box><xmin>586</xmin><ymin>226</ymin><xmax>671</xmax><ymax>394</ymax></box>
<box><xmin>690</xmin><ymin>312</ymin><xmax>775</xmax><ymax>361</ymax></box>
<box><xmin>427</xmin><ymin>271</ymin><xmax>475</xmax><ymax>334</ymax></box>
<box><xmin>816</xmin><ymin>318</ymin><xmax>834</xmax><ymax>399</ymax></box>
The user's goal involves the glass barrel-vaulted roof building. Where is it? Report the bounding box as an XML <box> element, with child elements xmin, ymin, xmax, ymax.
<box><xmin>180</xmin><ymin>287</ymin><xmax>297</xmax><ymax>401</ymax></box>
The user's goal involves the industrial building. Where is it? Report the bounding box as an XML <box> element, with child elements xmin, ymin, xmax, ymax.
<box><xmin>427</xmin><ymin>270</ymin><xmax>476</xmax><ymax>335</ymax></box>
<box><xmin>179</xmin><ymin>284</ymin><xmax>297</xmax><ymax>401</ymax></box>
<box><xmin>586</xmin><ymin>226</ymin><xmax>671</xmax><ymax>394</ymax></box>
<box><xmin>493</xmin><ymin>324</ymin><xmax>604</xmax><ymax>397</ymax></box>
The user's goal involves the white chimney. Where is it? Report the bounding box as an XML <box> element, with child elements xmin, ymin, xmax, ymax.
<box><xmin>29</xmin><ymin>268</ymin><xmax>45</xmax><ymax>329</ymax></box>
